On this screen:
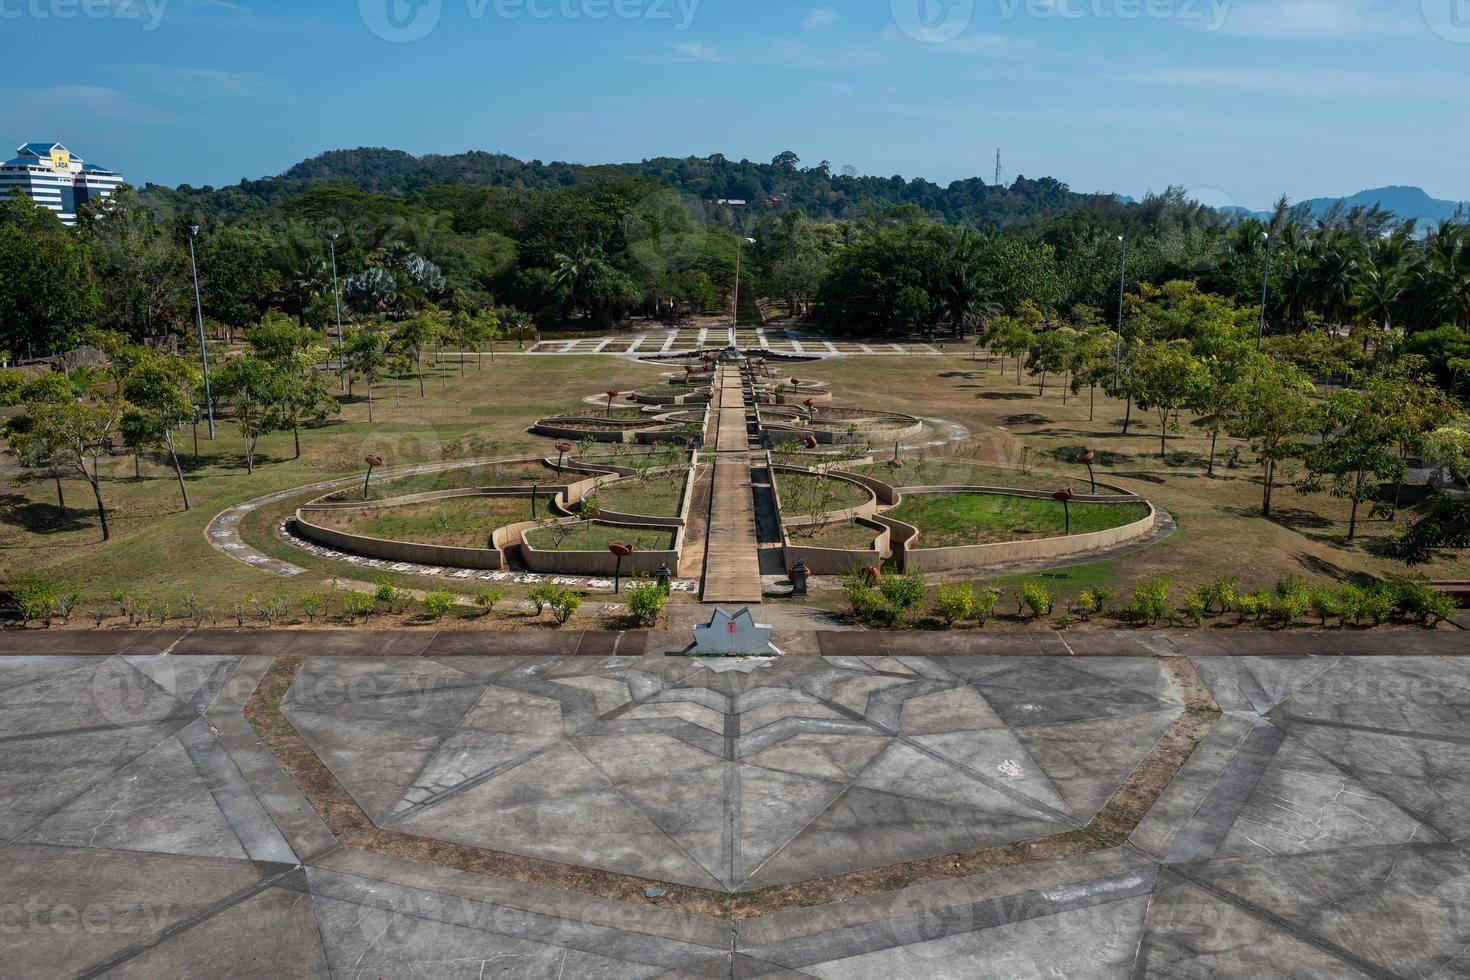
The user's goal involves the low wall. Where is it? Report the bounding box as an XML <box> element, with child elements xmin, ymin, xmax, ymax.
<box><xmin>520</xmin><ymin>520</ymin><xmax>683</xmax><ymax>576</ymax></box>
<box><xmin>781</xmin><ymin>519</ymin><xmax>892</xmax><ymax>576</ymax></box>
<box><xmin>890</xmin><ymin>497</ymin><xmax>1158</xmax><ymax>573</ymax></box>
<box><xmin>770</xmin><ymin>465</ymin><xmax>880</xmax><ymax>525</ymax></box>
<box><xmin>293</xmin><ymin>509</ymin><xmax>508</xmax><ymax>570</ymax></box>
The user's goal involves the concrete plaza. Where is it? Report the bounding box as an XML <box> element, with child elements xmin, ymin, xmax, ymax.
<box><xmin>1</xmin><ymin>629</ymin><xmax>1467</xmax><ymax>977</ymax></box>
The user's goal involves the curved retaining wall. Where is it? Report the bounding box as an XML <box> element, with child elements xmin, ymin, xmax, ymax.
<box><xmin>885</xmin><ymin>496</ymin><xmax>1158</xmax><ymax>573</ymax></box>
<box><xmin>293</xmin><ymin>506</ymin><xmax>511</xmax><ymax>570</ymax></box>
<box><xmin>781</xmin><ymin>518</ymin><xmax>892</xmax><ymax>576</ymax></box>
<box><xmin>520</xmin><ymin>520</ymin><xmax>683</xmax><ymax>576</ymax></box>
<box><xmin>770</xmin><ymin>465</ymin><xmax>880</xmax><ymax>525</ymax></box>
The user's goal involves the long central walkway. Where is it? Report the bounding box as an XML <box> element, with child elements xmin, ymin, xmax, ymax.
<box><xmin>700</xmin><ymin>364</ymin><xmax>764</xmax><ymax>603</ymax></box>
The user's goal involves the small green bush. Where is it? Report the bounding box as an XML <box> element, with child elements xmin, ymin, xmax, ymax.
<box><xmin>1388</xmin><ymin>579</ymin><xmax>1456</xmax><ymax>626</ymax></box>
<box><xmin>934</xmin><ymin>583</ymin><xmax>974</xmax><ymax>626</ymax></box>
<box><xmin>1337</xmin><ymin>584</ymin><xmax>1367</xmax><ymax>625</ymax></box>
<box><xmin>972</xmin><ymin>585</ymin><xmax>1000</xmax><ymax>627</ymax></box>
<box><xmin>475</xmin><ymin>586</ymin><xmax>505</xmax><ymax>616</ymax></box>
<box><xmin>12</xmin><ymin>572</ymin><xmax>59</xmax><ymax>626</ymax></box>
<box><xmin>526</xmin><ymin>582</ymin><xmax>558</xmax><ymax>615</ymax></box>
<box><xmin>625</xmin><ymin>580</ymin><xmax>667</xmax><ymax>627</ymax></box>
<box><xmin>550</xmin><ymin>589</ymin><xmax>583</xmax><ymax>625</ymax></box>
<box><xmin>1182</xmin><ymin>593</ymin><xmax>1207</xmax><ymax>627</ymax></box>
<box><xmin>1128</xmin><ymin>577</ymin><xmax>1172</xmax><ymax>625</ymax></box>
<box><xmin>878</xmin><ymin>572</ymin><xmax>928</xmax><ymax>623</ymax></box>
<box><xmin>843</xmin><ymin>581</ymin><xmax>884</xmax><ymax>621</ymax></box>
<box><xmin>1362</xmin><ymin>585</ymin><xmax>1394</xmax><ymax>626</ymax></box>
<box><xmin>1020</xmin><ymin>580</ymin><xmax>1057</xmax><ymax>619</ymax></box>
<box><xmin>1307</xmin><ymin>585</ymin><xmax>1338</xmax><ymax>627</ymax></box>
<box><xmin>423</xmin><ymin>589</ymin><xmax>456</xmax><ymax>621</ymax></box>
<box><xmin>300</xmin><ymin>593</ymin><xmax>323</xmax><ymax>624</ymax></box>
<box><xmin>1199</xmin><ymin>576</ymin><xmax>1237</xmax><ymax>614</ymax></box>
<box><xmin>1090</xmin><ymin>587</ymin><xmax>1115</xmax><ymax>614</ymax></box>
<box><xmin>371</xmin><ymin>577</ymin><xmax>412</xmax><ymax>614</ymax></box>
<box><xmin>342</xmin><ymin>591</ymin><xmax>377</xmax><ymax>622</ymax></box>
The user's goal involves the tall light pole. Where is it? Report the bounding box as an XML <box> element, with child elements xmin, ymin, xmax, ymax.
<box><xmin>329</xmin><ymin>232</ymin><xmax>346</xmax><ymax>388</ymax></box>
<box><xmin>1257</xmin><ymin>231</ymin><xmax>1273</xmax><ymax>352</ymax></box>
<box><xmin>188</xmin><ymin>225</ymin><xmax>215</xmax><ymax>439</ymax></box>
<box><xmin>732</xmin><ymin>237</ymin><xmax>755</xmax><ymax>344</ymax></box>
<box><xmin>1114</xmin><ymin>235</ymin><xmax>1127</xmax><ymax>389</ymax></box>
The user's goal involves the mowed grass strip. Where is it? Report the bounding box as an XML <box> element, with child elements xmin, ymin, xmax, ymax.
<box><xmin>311</xmin><ymin>496</ymin><xmax>536</xmax><ymax>548</ymax></box>
<box><xmin>592</xmin><ymin>472</ymin><xmax>690</xmax><ymax>518</ymax></box>
<box><xmin>857</xmin><ymin>460</ymin><xmax>1095</xmax><ymax>494</ymax></box>
<box><xmin>523</xmin><ymin>522</ymin><xmax>676</xmax><ymax>553</ymax></box>
<box><xmin>787</xmin><ymin>520</ymin><xmax>879</xmax><ymax>550</ymax></box>
<box><xmin>775</xmin><ymin>472</ymin><xmax>873</xmax><ymax>516</ymax></box>
<box><xmin>888</xmin><ymin>493</ymin><xmax>1150</xmax><ymax>548</ymax></box>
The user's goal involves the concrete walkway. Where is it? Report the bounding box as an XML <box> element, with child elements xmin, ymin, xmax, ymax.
<box><xmin>700</xmin><ymin>365</ymin><xmax>763</xmax><ymax>604</ymax></box>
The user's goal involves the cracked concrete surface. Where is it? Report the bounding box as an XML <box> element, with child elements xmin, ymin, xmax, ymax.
<box><xmin>2</xmin><ymin>635</ymin><xmax>1469</xmax><ymax>977</ymax></box>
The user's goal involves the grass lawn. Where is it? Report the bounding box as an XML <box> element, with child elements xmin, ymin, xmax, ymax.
<box><xmin>787</xmin><ymin>520</ymin><xmax>880</xmax><ymax>550</ymax></box>
<box><xmin>523</xmin><ymin>523</ymin><xmax>676</xmax><ymax>553</ymax></box>
<box><xmin>856</xmin><ymin>460</ymin><xmax>1096</xmax><ymax>494</ymax></box>
<box><xmin>776</xmin><ymin>472</ymin><xmax>873</xmax><ymax>516</ymax></box>
<box><xmin>887</xmin><ymin>494</ymin><xmax>1150</xmax><ymax>548</ymax></box>
<box><xmin>0</xmin><ymin>354</ymin><xmax>670</xmax><ymax>608</ymax></box>
<box><xmin>309</xmin><ymin>496</ymin><xmax>536</xmax><ymax>548</ymax></box>
<box><xmin>591</xmin><ymin>471</ymin><xmax>690</xmax><ymax>518</ymax></box>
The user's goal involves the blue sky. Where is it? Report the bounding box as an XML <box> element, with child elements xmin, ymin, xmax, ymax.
<box><xmin>2</xmin><ymin>0</ymin><xmax>1466</xmax><ymax>210</ymax></box>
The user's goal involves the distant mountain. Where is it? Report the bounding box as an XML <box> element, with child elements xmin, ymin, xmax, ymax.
<box><xmin>1213</xmin><ymin>186</ymin><xmax>1466</xmax><ymax>228</ymax></box>
<box><xmin>1301</xmin><ymin>186</ymin><xmax>1467</xmax><ymax>226</ymax></box>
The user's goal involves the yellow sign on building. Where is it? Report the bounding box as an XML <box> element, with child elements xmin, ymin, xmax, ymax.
<box><xmin>49</xmin><ymin>148</ymin><xmax>70</xmax><ymax>171</ymax></box>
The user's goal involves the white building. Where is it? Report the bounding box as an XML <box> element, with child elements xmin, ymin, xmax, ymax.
<box><xmin>0</xmin><ymin>142</ymin><xmax>125</xmax><ymax>226</ymax></box>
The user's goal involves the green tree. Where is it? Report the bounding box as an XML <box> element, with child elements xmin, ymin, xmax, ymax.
<box><xmin>0</xmin><ymin>197</ymin><xmax>99</xmax><ymax>358</ymax></box>
<box><xmin>1301</xmin><ymin>386</ymin><xmax>1405</xmax><ymax>540</ymax></box>
<box><xmin>344</xmin><ymin>324</ymin><xmax>390</xmax><ymax>422</ymax></box>
<box><xmin>1131</xmin><ymin>340</ymin><xmax>1201</xmax><ymax>459</ymax></box>
<box><xmin>2</xmin><ymin>372</ymin><xmax>126</xmax><ymax>539</ymax></box>
<box><xmin>212</xmin><ymin>355</ymin><xmax>279</xmax><ymax>474</ymax></box>
<box><xmin>1224</xmin><ymin>359</ymin><xmax>1318</xmax><ymax>517</ymax></box>
<box><xmin>119</xmin><ymin>350</ymin><xmax>200</xmax><ymax>510</ymax></box>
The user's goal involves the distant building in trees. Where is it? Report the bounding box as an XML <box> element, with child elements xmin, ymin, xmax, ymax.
<box><xmin>0</xmin><ymin>142</ymin><xmax>125</xmax><ymax>226</ymax></box>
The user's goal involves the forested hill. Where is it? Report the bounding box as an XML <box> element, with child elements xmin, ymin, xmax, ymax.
<box><xmin>139</xmin><ymin>147</ymin><xmax>1131</xmax><ymax>230</ymax></box>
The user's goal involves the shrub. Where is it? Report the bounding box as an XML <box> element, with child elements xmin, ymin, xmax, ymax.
<box><xmin>300</xmin><ymin>593</ymin><xmax>323</xmax><ymax>624</ymax></box>
<box><xmin>934</xmin><ymin>583</ymin><xmax>974</xmax><ymax>626</ymax></box>
<box><xmin>972</xmin><ymin>585</ymin><xmax>1000</xmax><ymax>627</ymax></box>
<box><xmin>1361</xmin><ymin>585</ymin><xmax>1394</xmax><ymax>626</ymax></box>
<box><xmin>1307</xmin><ymin>585</ymin><xmax>1339</xmax><ymax>627</ymax></box>
<box><xmin>423</xmin><ymin>589</ymin><xmax>456</xmax><ymax>621</ymax></box>
<box><xmin>342</xmin><ymin>591</ymin><xmax>377</xmax><ymax>622</ymax></box>
<box><xmin>372</xmin><ymin>577</ymin><xmax>412</xmax><ymax>615</ymax></box>
<box><xmin>549</xmin><ymin>589</ymin><xmax>582</xmax><ymax>625</ymax></box>
<box><xmin>231</xmin><ymin>603</ymin><xmax>246</xmax><ymax>628</ymax></box>
<box><xmin>843</xmin><ymin>581</ymin><xmax>884</xmax><ymax>622</ymax></box>
<box><xmin>526</xmin><ymin>582</ymin><xmax>558</xmax><ymax>615</ymax></box>
<box><xmin>625</xmin><ymin>580</ymin><xmax>666</xmax><ymax>627</ymax></box>
<box><xmin>1090</xmin><ymin>587</ymin><xmax>1115</xmax><ymax>614</ymax></box>
<box><xmin>1128</xmin><ymin>577</ymin><xmax>1172</xmax><ymax>625</ymax></box>
<box><xmin>1337</xmin><ymin>584</ymin><xmax>1367</xmax><ymax>626</ymax></box>
<box><xmin>1182</xmin><ymin>593</ymin><xmax>1207</xmax><ymax>627</ymax></box>
<box><xmin>1269</xmin><ymin>584</ymin><xmax>1309</xmax><ymax>627</ymax></box>
<box><xmin>1020</xmin><ymin>580</ymin><xmax>1057</xmax><ymax>619</ymax></box>
<box><xmin>86</xmin><ymin>606</ymin><xmax>109</xmax><ymax>629</ymax></box>
<box><xmin>475</xmin><ymin>586</ymin><xmax>505</xmax><ymax>616</ymax></box>
<box><xmin>878</xmin><ymin>572</ymin><xmax>927</xmax><ymax>623</ymax></box>
<box><xmin>1199</xmin><ymin>576</ymin><xmax>1237</xmax><ymax>615</ymax></box>
<box><xmin>183</xmin><ymin>593</ymin><xmax>206</xmax><ymax>627</ymax></box>
<box><xmin>1389</xmin><ymin>579</ymin><xmax>1456</xmax><ymax>626</ymax></box>
<box><xmin>1055</xmin><ymin>612</ymin><xmax>1076</xmax><ymax>630</ymax></box>
<box><xmin>1074</xmin><ymin>590</ymin><xmax>1102</xmax><ymax>621</ymax></box>
<box><xmin>248</xmin><ymin>593</ymin><xmax>290</xmax><ymax>628</ymax></box>
<box><xmin>12</xmin><ymin>573</ymin><xmax>59</xmax><ymax>626</ymax></box>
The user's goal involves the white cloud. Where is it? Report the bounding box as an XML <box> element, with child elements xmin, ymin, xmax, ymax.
<box><xmin>802</xmin><ymin>6</ymin><xmax>838</xmax><ymax>34</ymax></box>
<box><xmin>665</xmin><ymin>41</ymin><xmax>730</xmax><ymax>63</ymax></box>
<box><xmin>1214</xmin><ymin>0</ymin><xmax>1419</xmax><ymax>40</ymax></box>
<box><xmin>1112</xmin><ymin>67</ymin><xmax>1458</xmax><ymax>98</ymax></box>
<box><xmin>104</xmin><ymin>64</ymin><xmax>281</xmax><ymax>100</ymax></box>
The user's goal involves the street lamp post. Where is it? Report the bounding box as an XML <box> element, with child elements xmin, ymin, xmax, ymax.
<box><xmin>329</xmin><ymin>233</ymin><xmax>346</xmax><ymax>388</ymax></box>
<box><xmin>1257</xmin><ymin>231</ymin><xmax>1273</xmax><ymax>353</ymax></box>
<box><xmin>1114</xmin><ymin>235</ymin><xmax>1127</xmax><ymax>389</ymax></box>
<box><xmin>187</xmin><ymin>225</ymin><xmax>215</xmax><ymax>439</ymax></box>
<box><xmin>732</xmin><ymin>237</ymin><xmax>755</xmax><ymax>339</ymax></box>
